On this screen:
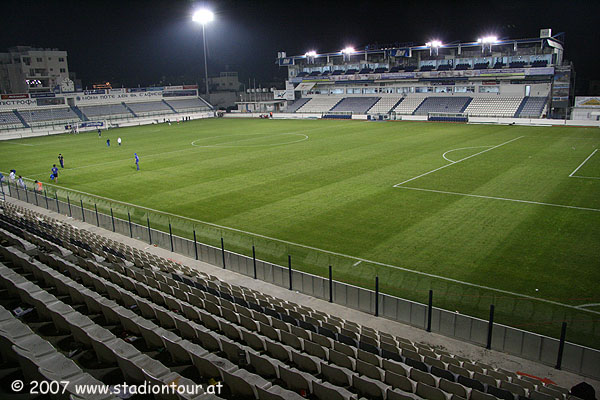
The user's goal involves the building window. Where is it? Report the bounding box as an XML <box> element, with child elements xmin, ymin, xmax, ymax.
<box><xmin>36</xmin><ymin>57</ymin><xmax>42</xmax><ymax>62</ymax></box>
<box><xmin>60</xmin><ymin>68</ymin><xmax>66</xmax><ymax>73</ymax></box>
<box><xmin>59</xmin><ymin>57</ymin><xmax>65</xmax><ymax>62</ymax></box>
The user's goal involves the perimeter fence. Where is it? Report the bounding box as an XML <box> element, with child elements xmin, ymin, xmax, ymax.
<box><xmin>2</xmin><ymin>179</ymin><xmax>599</xmax><ymax>379</ymax></box>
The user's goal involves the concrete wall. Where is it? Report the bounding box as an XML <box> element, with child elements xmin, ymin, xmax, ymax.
<box><xmin>6</xmin><ymin>185</ymin><xmax>600</xmax><ymax>381</ymax></box>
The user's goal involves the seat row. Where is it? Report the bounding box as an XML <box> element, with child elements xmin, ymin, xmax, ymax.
<box><xmin>0</xmin><ymin>202</ymin><xmax>573</xmax><ymax>400</ymax></box>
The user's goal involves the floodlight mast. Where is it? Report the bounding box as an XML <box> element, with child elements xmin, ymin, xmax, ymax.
<box><xmin>193</xmin><ymin>9</ymin><xmax>214</xmax><ymax>97</ymax></box>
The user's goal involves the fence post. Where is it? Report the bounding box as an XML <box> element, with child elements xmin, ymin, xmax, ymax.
<box><xmin>110</xmin><ymin>208</ymin><xmax>115</xmax><ymax>232</ymax></box>
<box><xmin>329</xmin><ymin>266</ymin><xmax>333</xmax><ymax>303</ymax></box>
<box><xmin>375</xmin><ymin>276</ymin><xmax>379</xmax><ymax>317</ymax></box>
<box><xmin>221</xmin><ymin>238</ymin><xmax>226</xmax><ymax>269</ymax></box>
<box><xmin>55</xmin><ymin>192</ymin><xmax>59</xmax><ymax>213</ymax></box>
<box><xmin>193</xmin><ymin>230</ymin><xmax>198</xmax><ymax>260</ymax></box>
<box><xmin>486</xmin><ymin>304</ymin><xmax>495</xmax><ymax>350</ymax></box>
<box><xmin>24</xmin><ymin>187</ymin><xmax>29</xmax><ymax>203</ymax></box>
<box><xmin>80</xmin><ymin>199</ymin><xmax>85</xmax><ymax>222</ymax></box>
<box><xmin>67</xmin><ymin>195</ymin><xmax>72</xmax><ymax>217</ymax></box>
<box><xmin>128</xmin><ymin>212</ymin><xmax>132</xmax><ymax>237</ymax></box>
<box><xmin>555</xmin><ymin>322</ymin><xmax>567</xmax><ymax>370</ymax></box>
<box><xmin>252</xmin><ymin>245</ymin><xmax>257</xmax><ymax>279</ymax></box>
<box><xmin>94</xmin><ymin>203</ymin><xmax>99</xmax><ymax>226</ymax></box>
<box><xmin>427</xmin><ymin>290</ymin><xmax>433</xmax><ymax>332</ymax></box>
<box><xmin>7</xmin><ymin>181</ymin><xmax>11</xmax><ymax>197</ymax></box>
<box><xmin>34</xmin><ymin>189</ymin><xmax>39</xmax><ymax>206</ymax></box>
<box><xmin>169</xmin><ymin>222</ymin><xmax>174</xmax><ymax>252</ymax></box>
<box><xmin>147</xmin><ymin>216</ymin><xmax>152</xmax><ymax>244</ymax></box>
<box><xmin>14</xmin><ymin>183</ymin><xmax>19</xmax><ymax>200</ymax></box>
<box><xmin>288</xmin><ymin>255</ymin><xmax>292</xmax><ymax>290</ymax></box>
<box><xmin>44</xmin><ymin>189</ymin><xmax>49</xmax><ymax>209</ymax></box>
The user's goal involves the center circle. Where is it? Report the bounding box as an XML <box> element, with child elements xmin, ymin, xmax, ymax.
<box><xmin>191</xmin><ymin>132</ymin><xmax>308</xmax><ymax>148</ymax></box>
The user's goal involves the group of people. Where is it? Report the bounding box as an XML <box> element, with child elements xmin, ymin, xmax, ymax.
<box><xmin>1</xmin><ymin>169</ymin><xmax>32</xmax><ymax>191</ymax></box>
<box><xmin>2</xmin><ymin>134</ymin><xmax>141</xmax><ymax>195</ymax></box>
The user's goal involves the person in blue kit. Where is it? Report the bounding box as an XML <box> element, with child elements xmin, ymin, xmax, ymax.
<box><xmin>106</xmin><ymin>138</ymin><xmax>110</xmax><ymax>147</ymax></box>
<box><xmin>134</xmin><ymin>153</ymin><xmax>140</xmax><ymax>170</ymax></box>
<box><xmin>51</xmin><ymin>164</ymin><xmax>59</xmax><ymax>183</ymax></box>
<box><xmin>58</xmin><ymin>153</ymin><xmax>64</xmax><ymax>168</ymax></box>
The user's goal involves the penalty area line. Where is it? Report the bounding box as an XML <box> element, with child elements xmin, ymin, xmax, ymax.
<box><xmin>397</xmin><ymin>186</ymin><xmax>600</xmax><ymax>213</ymax></box>
<box><xmin>393</xmin><ymin>136</ymin><xmax>524</xmax><ymax>187</ymax></box>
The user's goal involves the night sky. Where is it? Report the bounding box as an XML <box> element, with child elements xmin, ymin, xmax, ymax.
<box><xmin>1</xmin><ymin>0</ymin><xmax>598</xmax><ymax>94</ymax></box>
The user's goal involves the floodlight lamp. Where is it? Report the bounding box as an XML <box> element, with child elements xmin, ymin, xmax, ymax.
<box><xmin>426</xmin><ymin>40</ymin><xmax>442</xmax><ymax>48</ymax></box>
<box><xmin>478</xmin><ymin>36</ymin><xmax>498</xmax><ymax>44</ymax></box>
<box><xmin>341</xmin><ymin>46</ymin><xmax>355</xmax><ymax>54</ymax></box>
<box><xmin>193</xmin><ymin>9</ymin><xmax>214</xmax><ymax>25</ymax></box>
<box><xmin>305</xmin><ymin>51</ymin><xmax>317</xmax><ymax>58</ymax></box>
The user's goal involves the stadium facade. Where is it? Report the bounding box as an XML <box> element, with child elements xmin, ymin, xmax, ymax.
<box><xmin>263</xmin><ymin>29</ymin><xmax>578</xmax><ymax>121</ymax></box>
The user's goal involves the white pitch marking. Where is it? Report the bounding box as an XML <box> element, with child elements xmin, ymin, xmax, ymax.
<box><xmin>1</xmin><ymin>142</ymin><xmax>35</xmax><ymax>146</ymax></box>
<box><xmin>569</xmin><ymin>148</ymin><xmax>598</xmax><ymax>178</ymax></box>
<box><xmin>442</xmin><ymin>146</ymin><xmax>493</xmax><ymax>163</ymax></box>
<box><xmin>6</xmin><ymin>179</ymin><xmax>599</xmax><ymax>316</ymax></box>
<box><xmin>577</xmin><ymin>303</ymin><xmax>600</xmax><ymax>309</ymax></box>
<box><xmin>570</xmin><ymin>175</ymin><xmax>600</xmax><ymax>180</ymax></box>
<box><xmin>191</xmin><ymin>132</ymin><xmax>308</xmax><ymax>148</ymax></box>
<box><xmin>353</xmin><ymin>260</ymin><xmax>362</xmax><ymax>267</ymax></box>
<box><xmin>393</xmin><ymin>136</ymin><xmax>524</xmax><ymax>187</ymax></box>
<box><xmin>397</xmin><ymin>186</ymin><xmax>600</xmax><ymax>213</ymax></box>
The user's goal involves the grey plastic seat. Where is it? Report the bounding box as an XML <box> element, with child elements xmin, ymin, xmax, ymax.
<box><xmin>385</xmin><ymin>370</ymin><xmax>416</xmax><ymax>393</ymax></box>
<box><xmin>358</xmin><ymin>348</ymin><xmax>382</xmax><ymax>367</ymax></box>
<box><xmin>474</xmin><ymin>372</ymin><xmax>498</xmax><ymax>388</ymax></box>
<box><xmin>280</xmin><ymin>329</ymin><xmax>302</xmax><ymax>350</ymax></box>
<box><xmin>439</xmin><ymin>378</ymin><xmax>468</xmax><ymax>398</ymax></box>
<box><xmin>265</xmin><ymin>340</ymin><xmax>291</xmax><ymax>362</ymax></box>
<box><xmin>220</xmin><ymin>320</ymin><xmax>242</xmax><ymax>341</ymax></box>
<box><xmin>242</xmin><ymin>330</ymin><xmax>266</xmax><ymax>351</ymax></box>
<box><xmin>291</xmin><ymin>350</ymin><xmax>321</xmax><ymax>374</ymax></box>
<box><xmin>313</xmin><ymin>380</ymin><xmax>358</xmax><ymax>400</ymax></box>
<box><xmin>249</xmin><ymin>351</ymin><xmax>280</xmax><ymax>379</ymax></box>
<box><xmin>222</xmin><ymin>368</ymin><xmax>270</xmax><ymax>398</ymax></box>
<box><xmin>329</xmin><ymin>349</ymin><xmax>356</xmax><ymax>370</ymax></box>
<box><xmin>191</xmin><ymin>351</ymin><xmax>235</xmax><ymax>379</ymax></box>
<box><xmin>382</xmin><ymin>358</ymin><xmax>409</xmax><ymax>377</ymax></box>
<box><xmin>195</xmin><ymin>329</ymin><xmax>222</xmax><ymax>352</ymax></box>
<box><xmin>357</xmin><ymin>359</ymin><xmax>383</xmax><ymax>380</ymax></box>
<box><xmin>352</xmin><ymin>374</ymin><xmax>389</xmax><ymax>400</ymax></box>
<box><xmin>304</xmin><ymin>340</ymin><xmax>328</xmax><ymax>359</ymax></box>
<box><xmin>321</xmin><ymin>361</ymin><xmax>353</xmax><ymax>387</ymax></box>
<box><xmin>416</xmin><ymin>382</ymin><xmax>446</xmax><ymax>400</ymax></box>
<box><xmin>278</xmin><ymin>365</ymin><xmax>314</xmax><ymax>393</ymax></box>
<box><xmin>256</xmin><ymin>384</ymin><xmax>307</xmax><ymax>400</ymax></box>
<box><xmin>471</xmin><ymin>389</ymin><xmax>497</xmax><ymax>400</ymax></box>
<box><xmin>500</xmin><ymin>380</ymin><xmax>527</xmax><ymax>397</ymax></box>
<box><xmin>387</xmin><ymin>387</ymin><xmax>421</xmax><ymax>400</ymax></box>
<box><xmin>410</xmin><ymin>368</ymin><xmax>437</xmax><ymax>387</ymax></box>
<box><xmin>334</xmin><ymin>341</ymin><xmax>357</xmax><ymax>358</ymax></box>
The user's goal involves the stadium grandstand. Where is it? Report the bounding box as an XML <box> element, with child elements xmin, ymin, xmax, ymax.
<box><xmin>265</xmin><ymin>29</ymin><xmax>575</xmax><ymax>122</ymax></box>
<box><xmin>0</xmin><ymin>86</ymin><xmax>214</xmax><ymax>135</ymax></box>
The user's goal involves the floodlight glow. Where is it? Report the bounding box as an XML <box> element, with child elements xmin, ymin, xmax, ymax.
<box><xmin>426</xmin><ymin>40</ymin><xmax>442</xmax><ymax>48</ymax></box>
<box><xmin>305</xmin><ymin>51</ymin><xmax>317</xmax><ymax>58</ymax></box>
<box><xmin>477</xmin><ymin>36</ymin><xmax>498</xmax><ymax>44</ymax></box>
<box><xmin>192</xmin><ymin>9</ymin><xmax>214</xmax><ymax>24</ymax></box>
<box><xmin>341</xmin><ymin>46</ymin><xmax>355</xmax><ymax>54</ymax></box>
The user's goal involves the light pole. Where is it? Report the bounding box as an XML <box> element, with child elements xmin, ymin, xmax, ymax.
<box><xmin>192</xmin><ymin>9</ymin><xmax>214</xmax><ymax>98</ymax></box>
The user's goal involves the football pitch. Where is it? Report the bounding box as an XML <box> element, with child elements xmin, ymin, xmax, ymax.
<box><xmin>1</xmin><ymin>118</ymin><xmax>599</xmax><ymax>347</ymax></box>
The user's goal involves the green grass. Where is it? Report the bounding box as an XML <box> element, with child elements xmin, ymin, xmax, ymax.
<box><xmin>2</xmin><ymin>118</ymin><xmax>599</xmax><ymax>348</ymax></box>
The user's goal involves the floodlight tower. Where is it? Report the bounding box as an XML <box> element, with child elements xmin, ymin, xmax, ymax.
<box><xmin>193</xmin><ymin>8</ymin><xmax>214</xmax><ymax>97</ymax></box>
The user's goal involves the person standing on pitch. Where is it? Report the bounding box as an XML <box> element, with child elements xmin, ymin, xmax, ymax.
<box><xmin>118</xmin><ymin>137</ymin><xmax>122</xmax><ymax>146</ymax></box>
<box><xmin>9</xmin><ymin>169</ymin><xmax>16</xmax><ymax>183</ymax></box>
<box><xmin>134</xmin><ymin>153</ymin><xmax>140</xmax><ymax>170</ymax></box>
<box><xmin>58</xmin><ymin>153</ymin><xmax>64</xmax><ymax>168</ymax></box>
<box><xmin>51</xmin><ymin>164</ymin><xmax>59</xmax><ymax>183</ymax></box>
<box><xmin>106</xmin><ymin>138</ymin><xmax>110</xmax><ymax>147</ymax></box>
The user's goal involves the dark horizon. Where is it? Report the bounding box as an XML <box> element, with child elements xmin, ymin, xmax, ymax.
<box><xmin>1</xmin><ymin>0</ymin><xmax>598</xmax><ymax>94</ymax></box>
